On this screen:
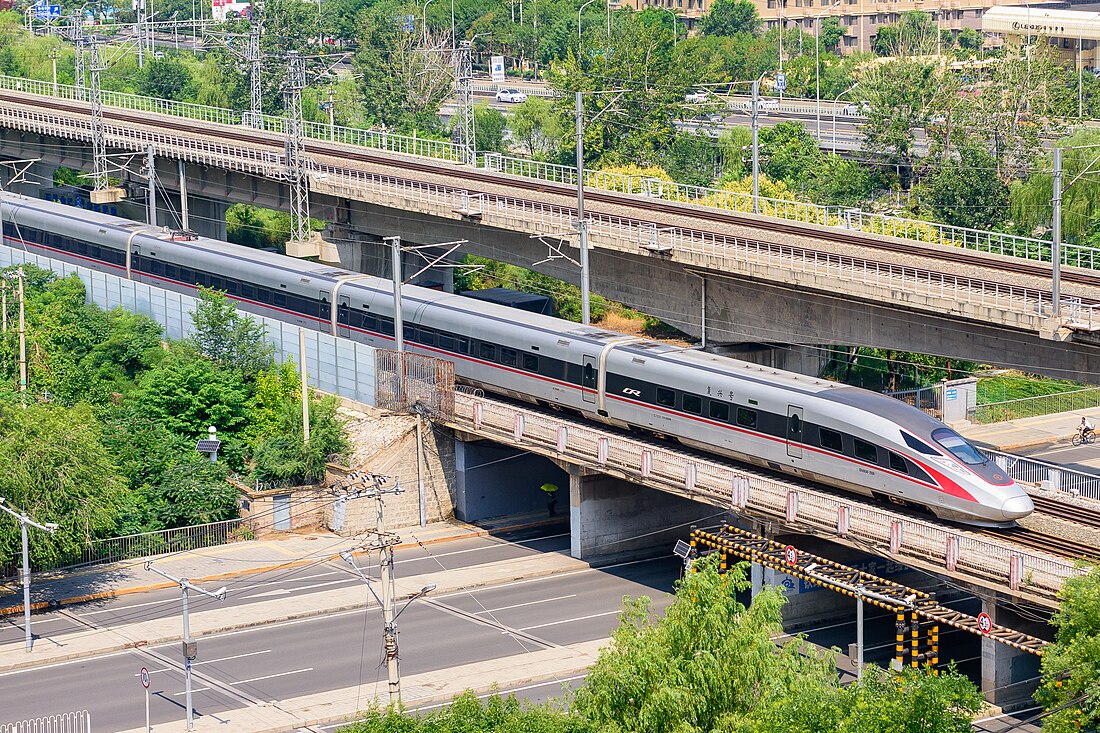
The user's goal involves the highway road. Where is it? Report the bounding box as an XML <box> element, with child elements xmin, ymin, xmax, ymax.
<box><xmin>0</xmin><ymin>530</ymin><xmax>680</xmax><ymax>729</ymax></box>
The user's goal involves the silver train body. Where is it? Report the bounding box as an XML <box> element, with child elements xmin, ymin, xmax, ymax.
<box><xmin>0</xmin><ymin>192</ymin><xmax>1034</xmax><ymax>527</ymax></box>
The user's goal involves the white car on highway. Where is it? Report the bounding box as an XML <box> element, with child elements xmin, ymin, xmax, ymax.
<box><xmin>841</xmin><ymin>101</ymin><xmax>872</xmax><ymax>115</ymax></box>
<box><xmin>495</xmin><ymin>89</ymin><xmax>529</xmax><ymax>103</ymax></box>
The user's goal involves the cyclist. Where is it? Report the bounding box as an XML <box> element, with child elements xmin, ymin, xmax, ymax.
<box><xmin>1079</xmin><ymin>416</ymin><xmax>1095</xmax><ymax>442</ymax></box>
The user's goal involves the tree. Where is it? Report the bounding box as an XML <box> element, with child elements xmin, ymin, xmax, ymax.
<box><xmin>139</xmin><ymin>58</ymin><xmax>194</xmax><ymax>101</ymax></box>
<box><xmin>250</xmin><ymin>394</ymin><xmax>348</xmax><ymax>484</ymax></box>
<box><xmin>1036</xmin><ymin>566</ymin><xmax>1100</xmax><ymax>733</ymax></box>
<box><xmin>0</xmin><ymin>403</ymin><xmax>127</xmax><ymax>568</ymax></box>
<box><xmin>353</xmin><ymin>3</ymin><xmax>453</xmax><ymax>132</ymax></box>
<box><xmin>572</xmin><ymin>556</ymin><xmax>837</xmax><ymax>732</ymax></box>
<box><xmin>473</xmin><ymin>103</ymin><xmax>507</xmax><ymax>154</ymax></box>
<box><xmin>759</xmin><ymin>120</ymin><xmax>823</xmax><ymax>190</ymax></box>
<box><xmin>872</xmin><ymin>11</ymin><xmax>939</xmax><ymax>57</ymax></box>
<box><xmin>956</xmin><ymin>27</ymin><xmax>982</xmax><ymax>51</ymax></box>
<box><xmin>148</xmin><ymin>460</ymin><xmax>238</xmax><ymax>528</ymax></box>
<box><xmin>510</xmin><ymin>97</ymin><xmax>566</xmax><ymax>159</ymax></box>
<box><xmin>818</xmin><ymin>17</ymin><xmax>846</xmax><ymax>50</ymax></box>
<box><xmin>701</xmin><ymin>0</ymin><xmax>760</xmax><ymax>37</ymax></box>
<box><xmin>1009</xmin><ymin>128</ymin><xmax>1100</xmax><ymax>241</ymax></box>
<box><xmin>189</xmin><ymin>288</ymin><xmax>275</xmax><ymax>379</ymax></box>
<box><xmin>661</xmin><ymin>132</ymin><xmax>721</xmax><ymax>186</ymax></box>
<box><xmin>340</xmin><ymin>691</ymin><xmax>577</xmax><ymax>733</ymax></box>
<box><xmin>921</xmin><ymin>144</ymin><xmax>1009</xmax><ymax>231</ymax></box>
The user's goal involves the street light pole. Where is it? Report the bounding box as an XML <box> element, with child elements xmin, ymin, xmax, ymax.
<box><xmin>1052</xmin><ymin>146</ymin><xmax>1062</xmax><ymax>318</ymax></box>
<box><xmin>578</xmin><ymin>0</ymin><xmax>596</xmax><ymax>49</ymax></box>
<box><xmin>146</xmin><ymin>564</ymin><xmax>226</xmax><ymax>731</ymax></box>
<box><xmin>831</xmin><ymin>81</ymin><xmax>859</xmax><ymax>155</ymax></box>
<box><xmin>575</xmin><ymin>91</ymin><xmax>590</xmax><ymax>325</ymax></box>
<box><xmin>0</xmin><ymin>499</ymin><xmax>57</xmax><ymax>653</ymax></box>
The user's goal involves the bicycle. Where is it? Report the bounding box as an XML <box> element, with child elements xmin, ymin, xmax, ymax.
<box><xmin>1072</xmin><ymin>429</ymin><xmax>1096</xmax><ymax>446</ymax></box>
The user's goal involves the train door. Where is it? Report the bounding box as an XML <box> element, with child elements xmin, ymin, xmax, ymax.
<box><xmin>786</xmin><ymin>405</ymin><xmax>804</xmax><ymax>459</ymax></box>
<box><xmin>336</xmin><ymin>295</ymin><xmax>352</xmax><ymax>338</ymax></box>
<box><xmin>581</xmin><ymin>355</ymin><xmax>597</xmax><ymax>403</ymax></box>
<box><xmin>318</xmin><ymin>290</ymin><xmax>332</xmax><ymax>332</ymax></box>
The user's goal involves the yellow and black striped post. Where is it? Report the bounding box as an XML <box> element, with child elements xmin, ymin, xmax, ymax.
<box><xmin>911</xmin><ymin>610</ymin><xmax>921</xmax><ymax>668</ymax></box>
<box><xmin>895</xmin><ymin>611</ymin><xmax>907</xmax><ymax>671</ymax></box>
<box><xmin>929</xmin><ymin>623</ymin><xmax>939</xmax><ymax>673</ymax></box>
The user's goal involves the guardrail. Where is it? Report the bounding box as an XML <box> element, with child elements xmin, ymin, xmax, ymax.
<box><xmin>452</xmin><ymin>392</ymin><xmax>1081</xmax><ymax>603</ymax></box>
<box><xmin>968</xmin><ymin>386</ymin><xmax>1100</xmax><ymax>424</ymax></box>
<box><xmin>982</xmin><ymin>448</ymin><xmax>1100</xmax><ymax>501</ymax></box>
<box><xmin>0</xmin><ymin>711</ymin><xmax>90</xmax><ymax>733</ymax></box>
<box><xmin>0</xmin><ymin>73</ymin><xmax>1082</xmax><ymax>271</ymax></box>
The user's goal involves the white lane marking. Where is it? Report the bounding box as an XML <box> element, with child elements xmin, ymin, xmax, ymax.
<box><xmin>135</xmin><ymin>650</ymin><xmax>275</xmax><ymax>677</ymax></box>
<box><xmin>474</xmin><ymin>595</ymin><xmax>577</xmax><ymax>615</ymax></box>
<box><xmin>243</xmin><ymin>589</ymin><xmax>291</xmax><ymax>599</ymax></box>
<box><xmin>169</xmin><ymin>664</ymin><xmax>314</xmax><ymax>695</ymax></box>
<box><xmin>519</xmin><ymin>610</ymin><xmax>621</xmax><ymax>631</ymax></box>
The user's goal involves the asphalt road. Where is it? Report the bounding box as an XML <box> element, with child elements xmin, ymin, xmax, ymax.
<box><xmin>0</xmin><ymin>546</ymin><xmax>679</xmax><ymax>729</ymax></box>
<box><xmin>1015</xmin><ymin>441</ymin><xmax>1100</xmax><ymax>474</ymax></box>
<box><xmin>0</xmin><ymin>527</ymin><xmax>570</xmax><ymax>646</ymax></box>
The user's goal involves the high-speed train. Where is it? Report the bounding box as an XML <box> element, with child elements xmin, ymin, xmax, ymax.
<box><xmin>0</xmin><ymin>191</ymin><xmax>1033</xmax><ymax>526</ymax></box>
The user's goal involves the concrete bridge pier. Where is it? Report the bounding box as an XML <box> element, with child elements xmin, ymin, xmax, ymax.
<box><xmin>980</xmin><ymin>601</ymin><xmax>1045</xmax><ymax>711</ymax></box>
<box><xmin>145</xmin><ymin>160</ymin><xmax>229</xmax><ymax>241</ymax></box>
<box><xmin>567</xmin><ymin>467</ymin><xmax>715</xmax><ymax>563</ymax></box>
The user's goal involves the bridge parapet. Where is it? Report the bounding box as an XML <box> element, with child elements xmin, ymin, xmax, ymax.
<box><xmin>449</xmin><ymin>392</ymin><xmax>1082</xmax><ymax>608</ymax></box>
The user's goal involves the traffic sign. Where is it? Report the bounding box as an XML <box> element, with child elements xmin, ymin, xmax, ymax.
<box><xmin>402</xmin><ymin>14</ymin><xmax>416</xmax><ymax>32</ymax></box>
<box><xmin>490</xmin><ymin>55</ymin><xmax>505</xmax><ymax>83</ymax></box>
<box><xmin>784</xmin><ymin>544</ymin><xmax>798</xmax><ymax>565</ymax></box>
<box><xmin>140</xmin><ymin>666</ymin><xmax>150</xmax><ymax>689</ymax></box>
<box><xmin>976</xmin><ymin>611</ymin><xmax>993</xmax><ymax>634</ymax></box>
<box><xmin>35</xmin><ymin>4</ymin><xmax>61</xmax><ymax>19</ymax></box>
<box><xmin>776</xmin><ymin>72</ymin><xmax>786</xmax><ymax>91</ymax></box>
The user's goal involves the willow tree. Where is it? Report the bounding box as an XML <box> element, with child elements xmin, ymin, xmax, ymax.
<box><xmin>1009</xmin><ymin>128</ymin><xmax>1100</xmax><ymax>242</ymax></box>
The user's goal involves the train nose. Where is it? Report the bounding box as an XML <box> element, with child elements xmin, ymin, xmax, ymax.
<box><xmin>1000</xmin><ymin>493</ymin><xmax>1034</xmax><ymax>521</ymax></box>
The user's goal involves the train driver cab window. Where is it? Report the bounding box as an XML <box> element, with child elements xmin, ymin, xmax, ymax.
<box><xmin>709</xmin><ymin>401</ymin><xmax>729</xmax><ymax>422</ymax></box>
<box><xmin>683</xmin><ymin>394</ymin><xmax>702</xmax><ymax>415</ymax></box>
<box><xmin>888</xmin><ymin>451</ymin><xmax>908</xmax><ymax>474</ymax></box>
<box><xmin>656</xmin><ymin>387</ymin><xmax>676</xmax><ymax>407</ymax></box>
<box><xmin>932</xmin><ymin>428</ymin><xmax>987</xmax><ymax>465</ymax></box>
<box><xmin>819</xmin><ymin>427</ymin><xmax>843</xmax><ymax>453</ymax></box>
<box><xmin>854</xmin><ymin>438</ymin><xmax>878</xmax><ymax>463</ymax></box>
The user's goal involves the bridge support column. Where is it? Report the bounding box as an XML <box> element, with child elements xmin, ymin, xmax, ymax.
<box><xmin>567</xmin><ymin>467</ymin><xmax>714</xmax><ymax>563</ymax></box>
<box><xmin>452</xmin><ymin>438</ymin><xmax>567</xmax><ymax>522</ymax></box>
<box><xmin>980</xmin><ymin>601</ymin><xmax>1043</xmax><ymax>711</ymax></box>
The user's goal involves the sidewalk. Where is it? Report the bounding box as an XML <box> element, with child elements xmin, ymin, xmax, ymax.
<box><xmin>958</xmin><ymin>408</ymin><xmax>1098</xmax><ymax>452</ymax></box>
<box><xmin>0</xmin><ymin>515</ymin><xmax>556</xmax><ymax>613</ymax></box>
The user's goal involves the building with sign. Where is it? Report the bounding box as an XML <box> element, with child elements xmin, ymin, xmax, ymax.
<box><xmin>982</xmin><ymin>6</ymin><xmax>1100</xmax><ymax>71</ymax></box>
<box><xmin>211</xmin><ymin>0</ymin><xmax>251</xmax><ymax>21</ymax></box>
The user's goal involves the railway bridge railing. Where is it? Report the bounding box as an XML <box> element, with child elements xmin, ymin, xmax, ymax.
<box><xmin>0</xmin><ymin>73</ymin><xmax>1086</xmax><ymax>271</ymax></box>
<box><xmin>0</xmin><ymin>88</ymin><xmax>1093</xmax><ymax>337</ymax></box>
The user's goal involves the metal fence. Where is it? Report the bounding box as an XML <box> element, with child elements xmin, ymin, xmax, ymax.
<box><xmin>983</xmin><ymin>449</ymin><xmax>1100</xmax><ymax>501</ymax></box>
<box><xmin>886</xmin><ymin>385</ymin><xmax>943</xmax><ymax>420</ymax></box>
<box><xmin>74</xmin><ymin>519</ymin><xmax>255</xmax><ymax>571</ymax></box>
<box><xmin>968</xmin><ymin>386</ymin><xmax>1100</xmax><ymax>424</ymax></box>
<box><xmin>374</xmin><ymin>349</ymin><xmax>456</xmax><ymax>420</ymax></box>
<box><xmin>0</xmin><ymin>712</ymin><xmax>90</xmax><ymax>733</ymax></box>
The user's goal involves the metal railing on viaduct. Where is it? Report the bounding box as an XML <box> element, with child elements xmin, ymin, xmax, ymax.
<box><xmin>1</xmin><ymin>80</ymin><xmax>1098</xmax><ymax>337</ymax></box>
<box><xmin>0</xmin><ymin>240</ymin><xmax>1084</xmax><ymax>607</ymax></box>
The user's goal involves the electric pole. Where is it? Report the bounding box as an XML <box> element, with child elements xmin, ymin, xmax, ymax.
<box><xmin>283</xmin><ymin>50</ymin><xmax>310</xmax><ymax>245</ymax></box>
<box><xmin>0</xmin><ymin>498</ymin><xmax>58</xmax><ymax>653</ymax></box>
<box><xmin>69</xmin><ymin>13</ymin><xmax>85</xmax><ymax>101</ymax></box>
<box><xmin>89</xmin><ymin>38</ymin><xmax>110</xmax><ymax>198</ymax></box>
<box><xmin>1052</xmin><ymin>146</ymin><xmax>1063</xmax><ymax>318</ymax></box>
<box><xmin>145</xmin><ymin>145</ymin><xmax>157</xmax><ymax>227</ymax></box>
<box><xmin>133</xmin><ymin>0</ymin><xmax>146</xmax><ymax>69</ymax></box>
<box><xmin>145</xmin><ymin>563</ymin><xmax>226</xmax><ymax>731</ymax></box>
<box><xmin>16</xmin><ymin>267</ymin><xmax>25</xmax><ymax>398</ymax></box>
<box><xmin>751</xmin><ymin>77</ymin><xmax>760</xmax><ymax>215</ymax></box>
<box><xmin>453</xmin><ymin>40</ymin><xmax>475</xmax><ymax>165</ymax></box>
<box><xmin>337</xmin><ymin>474</ymin><xmax>434</xmax><ymax>705</ymax></box>
<box><xmin>574</xmin><ymin>91</ymin><xmax>590</xmax><ymax>325</ymax></box>
<box><xmin>246</xmin><ymin>0</ymin><xmax>264</xmax><ymax>128</ymax></box>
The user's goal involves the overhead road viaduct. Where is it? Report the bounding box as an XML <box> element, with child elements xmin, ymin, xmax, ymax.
<box><xmin>3</xmin><ymin>86</ymin><xmax>1100</xmax><ymax>382</ymax></box>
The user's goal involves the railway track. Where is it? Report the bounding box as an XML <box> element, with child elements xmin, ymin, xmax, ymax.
<box><xmin>980</xmin><ymin>525</ymin><xmax>1100</xmax><ymax>561</ymax></box>
<box><xmin>1031</xmin><ymin>494</ymin><xmax>1100</xmax><ymax>531</ymax></box>
<box><xmin>6</xmin><ymin>90</ymin><xmax>1100</xmax><ymax>300</ymax></box>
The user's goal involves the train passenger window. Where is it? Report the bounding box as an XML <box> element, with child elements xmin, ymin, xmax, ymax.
<box><xmin>854</xmin><ymin>438</ymin><xmax>878</xmax><ymax>463</ymax></box>
<box><xmin>404</xmin><ymin>324</ymin><xmax>416</xmax><ymax>341</ymax></box>
<box><xmin>223</xmin><ymin>280</ymin><xmax>238</xmax><ymax>295</ymax></box>
<box><xmin>379</xmin><ymin>318</ymin><xmax>395</xmax><ymax>336</ymax></box>
<box><xmin>736</xmin><ymin>407</ymin><xmax>757</xmax><ymax>429</ymax></box>
<box><xmin>500</xmin><ymin>348</ymin><xmax>517</xmax><ymax>366</ymax></box>
<box><xmin>656</xmin><ymin>388</ymin><xmax>676</xmax><ymax>407</ymax></box>
<box><xmin>709</xmin><ymin>401</ymin><xmax>729</xmax><ymax>422</ymax></box>
<box><xmin>166</xmin><ymin>265</ymin><xmax>179</xmax><ymax>280</ymax></box>
<box><xmin>819</xmin><ymin>428</ymin><xmax>843</xmax><ymax>453</ymax></box>
<box><xmin>479</xmin><ymin>343</ymin><xmax>496</xmax><ymax>361</ymax></box>
<box><xmin>420</xmin><ymin>329</ymin><xmax>436</xmax><ymax>346</ymax></box>
<box><xmin>439</xmin><ymin>334</ymin><xmax>455</xmax><ymax>351</ymax></box>
<box><xmin>457</xmin><ymin>337</ymin><xmax>470</xmax><ymax>354</ymax></box>
<box><xmin>320</xmin><ymin>301</ymin><xmax>331</xmax><ymax>319</ymax></box>
<box><xmin>273</xmin><ymin>292</ymin><xmax>286</xmax><ymax>307</ymax></box>
<box><xmin>682</xmin><ymin>394</ymin><xmax>702</xmax><ymax>415</ymax></box>
<box><xmin>888</xmin><ymin>452</ymin><xmax>908</xmax><ymax>474</ymax></box>
<box><xmin>523</xmin><ymin>353</ymin><xmax>538</xmax><ymax>371</ymax></box>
